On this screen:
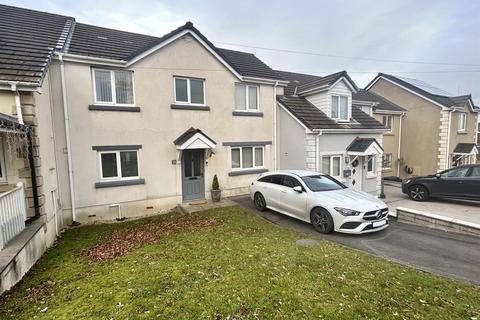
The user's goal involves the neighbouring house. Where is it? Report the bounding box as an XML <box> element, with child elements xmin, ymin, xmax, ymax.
<box><xmin>0</xmin><ymin>5</ymin><xmax>73</xmax><ymax>294</ymax></box>
<box><xmin>0</xmin><ymin>4</ymin><xmax>291</xmax><ymax>294</ymax></box>
<box><xmin>352</xmin><ymin>89</ymin><xmax>407</xmax><ymax>179</ymax></box>
<box><xmin>275</xmin><ymin>70</ymin><xmax>389</xmax><ymax>196</ymax></box>
<box><xmin>366</xmin><ymin>73</ymin><xmax>479</xmax><ymax>178</ymax></box>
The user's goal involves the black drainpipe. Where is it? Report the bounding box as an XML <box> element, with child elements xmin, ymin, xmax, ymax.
<box><xmin>26</xmin><ymin>126</ymin><xmax>40</xmax><ymax>220</ymax></box>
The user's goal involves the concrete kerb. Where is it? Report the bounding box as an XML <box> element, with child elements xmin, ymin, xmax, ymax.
<box><xmin>395</xmin><ymin>206</ymin><xmax>480</xmax><ymax>237</ymax></box>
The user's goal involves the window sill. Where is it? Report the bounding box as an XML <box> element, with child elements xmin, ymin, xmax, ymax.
<box><xmin>457</xmin><ymin>131</ymin><xmax>468</xmax><ymax>134</ymax></box>
<box><xmin>228</xmin><ymin>168</ymin><xmax>268</xmax><ymax>176</ymax></box>
<box><xmin>89</xmin><ymin>105</ymin><xmax>141</xmax><ymax>112</ymax></box>
<box><xmin>383</xmin><ymin>132</ymin><xmax>394</xmax><ymax>136</ymax></box>
<box><xmin>95</xmin><ymin>178</ymin><xmax>145</xmax><ymax>189</ymax></box>
<box><xmin>170</xmin><ymin>104</ymin><xmax>210</xmax><ymax>111</ymax></box>
<box><xmin>366</xmin><ymin>174</ymin><xmax>377</xmax><ymax>179</ymax></box>
<box><xmin>232</xmin><ymin>111</ymin><xmax>264</xmax><ymax>117</ymax></box>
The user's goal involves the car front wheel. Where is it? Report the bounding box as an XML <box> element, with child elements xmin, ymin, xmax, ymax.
<box><xmin>254</xmin><ymin>192</ymin><xmax>267</xmax><ymax>211</ymax></box>
<box><xmin>409</xmin><ymin>185</ymin><xmax>429</xmax><ymax>201</ymax></box>
<box><xmin>310</xmin><ymin>208</ymin><xmax>334</xmax><ymax>234</ymax></box>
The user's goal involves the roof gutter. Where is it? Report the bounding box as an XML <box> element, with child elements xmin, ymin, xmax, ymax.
<box><xmin>54</xmin><ymin>52</ymin><xmax>126</xmax><ymax>67</ymax></box>
<box><xmin>58</xmin><ymin>53</ymin><xmax>80</xmax><ymax>226</ymax></box>
<box><xmin>313</xmin><ymin>128</ymin><xmax>389</xmax><ymax>134</ymax></box>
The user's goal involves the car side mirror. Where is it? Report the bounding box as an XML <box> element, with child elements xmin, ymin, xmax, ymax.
<box><xmin>435</xmin><ymin>173</ymin><xmax>441</xmax><ymax>179</ymax></box>
<box><xmin>293</xmin><ymin>186</ymin><xmax>303</xmax><ymax>193</ymax></box>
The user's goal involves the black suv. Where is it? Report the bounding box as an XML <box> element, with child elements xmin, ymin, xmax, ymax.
<box><xmin>401</xmin><ymin>164</ymin><xmax>480</xmax><ymax>201</ymax></box>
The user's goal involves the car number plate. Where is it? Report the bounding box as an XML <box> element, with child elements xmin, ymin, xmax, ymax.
<box><xmin>372</xmin><ymin>220</ymin><xmax>387</xmax><ymax>228</ymax></box>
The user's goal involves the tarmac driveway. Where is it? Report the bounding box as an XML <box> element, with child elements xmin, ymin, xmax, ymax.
<box><xmin>230</xmin><ymin>195</ymin><xmax>480</xmax><ymax>285</ymax></box>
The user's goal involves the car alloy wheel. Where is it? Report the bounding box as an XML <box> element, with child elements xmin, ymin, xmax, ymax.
<box><xmin>310</xmin><ymin>208</ymin><xmax>334</xmax><ymax>234</ymax></box>
<box><xmin>409</xmin><ymin>185</ymin><xmax>429</xmax><ymax>201</ymax></box>
<box><xmin>254</xmin><ymin>193</ymin><xmax>267</xmax><ymax>211</ymax></box>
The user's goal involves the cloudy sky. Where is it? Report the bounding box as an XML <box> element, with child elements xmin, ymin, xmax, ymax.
<box><xmin>6</xmin><ymin>0</ymin><xmax>480</xmax><ymax>104</ymax></box>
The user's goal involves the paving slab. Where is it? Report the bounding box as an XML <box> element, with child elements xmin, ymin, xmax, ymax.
<box><xmin>383</xmin><ymin>183</ymin><xmax>480</xmax><ymax>225</ymax></box>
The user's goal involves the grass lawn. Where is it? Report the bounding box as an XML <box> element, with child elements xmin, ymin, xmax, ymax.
<box><xmin>0</xmin><ymin>206</ymin><xmax>479</xmax><ymax>319</ymax></box>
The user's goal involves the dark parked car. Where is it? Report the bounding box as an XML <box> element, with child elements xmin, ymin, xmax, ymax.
<box><xmin>402</xmin><ymin>164</ymin><xmax>480</xmax><ymax>201</ymax></box>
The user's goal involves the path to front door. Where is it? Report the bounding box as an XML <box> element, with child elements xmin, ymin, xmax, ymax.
<box><xmin>182</xmin><ymin>149</ymin><xmax>205</xmax><ymax>202</ymax></box>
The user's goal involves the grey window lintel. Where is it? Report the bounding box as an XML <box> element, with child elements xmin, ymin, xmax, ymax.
<box><xmin>92</xmin><ymin>145</ymin><xmax>142</xmax><ymax>151</ymax></box>
<box><xmin>222</xmin><ymin>141</ymin><xmax>272</xmax><ymax>147</ymax></box>
<box><xmin>228</xmin><ymin>168</ymin><xmax>268</xmax><ymax>176</ymax></box>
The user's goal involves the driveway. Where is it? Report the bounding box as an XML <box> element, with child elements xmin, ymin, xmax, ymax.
<box><xmin>384</xmin><ymin>181</ymin><xmax>480</xmax><ymax>225</ymax></box>
<box><xmin>230</xmin><ymin>195</ymin><xmax>480</xmax><ymax>285</ymax></box>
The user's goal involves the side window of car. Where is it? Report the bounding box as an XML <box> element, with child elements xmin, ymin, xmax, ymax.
<box><xmin>258</xmin><ymin>176</ymin><xmax>271</xmax><ymax>183</ymax></box>
<box><xmin>283</xmin><ymin>176</ymin><xmax>302</xmax><ymax>188</ymax></box>
<box><xmin>269</xmin><ymin>175</ymin><xmax>285</xmax><ymax>185</ymax></box>
<box><xmin>442</xmin><ymin>167</ymin><xmax>470</xmax><ymax>178</ymax></box>
<box><xmin>469</xmin><ymin>167</ymin><xmax>480</xmax><ymax>177</ymax></box>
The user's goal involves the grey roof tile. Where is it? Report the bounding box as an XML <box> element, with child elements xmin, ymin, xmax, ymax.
<box><xmin>353</xmin><ymin>89</ymin><xmax>406</xmax><ymax>112</ymax></box>
<box><xmin>346</xmin><ymin>138</ymin><xmax>383</xmax><ymax>152</ymax></box>
<box><xmin>0</xmin><ymin>4</ymin><xmax>74</xmax><ymax>85</ymax></box>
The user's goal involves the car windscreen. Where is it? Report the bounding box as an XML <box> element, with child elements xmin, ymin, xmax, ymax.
<box><xmin>301</xmin><ymin>175</ymin><xmax>345</xmax><ymax>192</ymax></box>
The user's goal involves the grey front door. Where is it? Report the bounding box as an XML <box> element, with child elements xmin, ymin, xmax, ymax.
<box><xmin>182</xmin><ymin>149</ymin><xmax>205</xmax><ymax>201</ymax></box>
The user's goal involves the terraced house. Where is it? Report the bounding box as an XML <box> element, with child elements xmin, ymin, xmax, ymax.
<box><xmin>352</xmin><ymin>89</ymin><xmax>407</xmax><ymax>179</ymax></box>
<box><xmin>0</xmin><ymin>4</ymin><xmax>291</xmax><ymax>293</ymax></box>
<box><xmin>366</xmin><ymin>73</ymin><xmax>479</xmax><ymax>179</ymax></box>
<box><xmin>275</xmin><ymin>71</ymin><xmax>388</xmax><ymax>196</ymax></box>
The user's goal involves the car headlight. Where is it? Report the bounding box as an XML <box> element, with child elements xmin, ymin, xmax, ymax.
<box><xmin>334</xmin><ymin>207</ymin><xmax>361</xmax><ymax>216</ymax></box>
<box><xmin>403</xmin><ymin>179</ymin><xmax>411</xmax><ymax>184</ymax></box>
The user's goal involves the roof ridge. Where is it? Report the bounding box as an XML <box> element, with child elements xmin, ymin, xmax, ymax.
<box><xmin>0</xmin><ymin>4</ymin><xmax>74</xmax><ymax>20</ymax></box>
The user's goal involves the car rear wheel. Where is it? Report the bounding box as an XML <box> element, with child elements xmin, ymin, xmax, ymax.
<box><xmin>409</xmin><ymin>185</ymin><xmax>429</xmax><ymax>201</ymax></box>
<box><xmin>310</xmin><ymin>208</ymin><xmax>334</xmax><ymax>234</ymax></box>
<box><xmin>254</xmin><ymin>192</ymin><xmax>267</xmax><ymax>211</ymax></box>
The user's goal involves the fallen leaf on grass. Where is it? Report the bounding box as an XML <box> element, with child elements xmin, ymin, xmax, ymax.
<box><xmin>83</xmin><ymin>215</ymin><xmax>221</xmax><ymax>262</ymax></box>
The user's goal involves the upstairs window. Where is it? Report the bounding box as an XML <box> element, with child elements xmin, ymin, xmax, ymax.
<box><xmin>382</xmin><ymin>115</ymin><xmax>393</xmax><ymax>132</ymax></box>
<box><xmin>235</xmin><ymin>84</ymin><xmax>259</xmax><ymax>111</ymax></box>
<box><xmin>458</xmin><ymin>112</ymin><xmax>467</xmax><ymax>132</ymax></box>
<box><xmin>331</xmin><ymin>95</ymin><xmax>348</xmax><ymax>121</ymax></box>
<box><xmin>174</xmin><ymin>77</ymin><xmax>205</xmax><ymax>105</ymax></box>
<box><xmin>93</xmin><ymin>69</ymin><xmax>134</xmax><ymax>105</ymax></box>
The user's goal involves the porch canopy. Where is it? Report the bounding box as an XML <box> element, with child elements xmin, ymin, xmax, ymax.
<box><xmin>174</xmin><ymin>127</ymin><xmax>216</xmax><ymax>150</ymax></box>
<box><xmin>452</xmin><ymin>143</ymin><xmax>478</xmax><ymax>156</ymax></box>
<box><xmin>346</xmin><ymin>137</ymin><xmax>383</xmax><ymax>156</ymax></box>
<box><xmin>0</xmin><ymin>112</ymin><xmax>29</xmax><ymax>134</ymax></box>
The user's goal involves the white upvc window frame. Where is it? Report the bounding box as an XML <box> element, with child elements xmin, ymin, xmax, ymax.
<box><xmin>382</xmin><ymin>115</ymin><xmax>393</xmax><ymax>133</ymax></box>
<box><xmin>321</xmin><ymin>155</ymin><xmax>342</xmax><ymax>179</ymax></box>
<box><xmin>92</xmin><ymin>68</ymin><xmax>135</xmax><ymax>106</ymax></box>
<box><xmin>382</xmin><ymin>153</ymin><xmax>392</xmax><ymax>171</ymax></box>
<box><xmin>0</xmin><ymin>139</ymin><xmax>7</xmax><ymax>183</ymax></box>
<box><xmin>366</xmin><ymin>155</ymin><xmax>376</xmax><ymax>177</ymax></box>
<box><xmin>230</xmin><ymin>146</ymin><xmax>264</xmax><ymax>171</ymax></box>
<box><xmin>98</xmin><ymin>150</ymin><xmax>140</xmax><ymax>182</ymax></box>
<box><xmin>173</xmin><ymin>76</ymin><xmax>206</xmax><ymax>106</ymax></box>
<box><xmin>235</xmin><ymin>83</ymin><xmax>259</xmax><ymax>112</ymax></box>
<box><xmin>331</xmin><ymin>95</ymin><xmax>349</xmax><ymax>121</ymax></box>
<box><xmin>458</xmin><ymin>112</ymin><xmax>467</xmax><ymax>132</ymax></box>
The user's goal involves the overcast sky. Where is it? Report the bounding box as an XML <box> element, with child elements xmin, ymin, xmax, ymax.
<box><xmin>6</xmin><ymin>0</ymin><xmax>480</xmax><ymax>104</ymax></box>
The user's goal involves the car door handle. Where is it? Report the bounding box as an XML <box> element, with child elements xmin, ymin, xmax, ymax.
<box><xmin>281</xmin><ymin>190</ymin><xmax>287</xmax><ymax>193</ymax></box>
<box><xmin>457</xmin><ymin>181</ymin><xmax>464</xmax><ymax>184</ymax></box>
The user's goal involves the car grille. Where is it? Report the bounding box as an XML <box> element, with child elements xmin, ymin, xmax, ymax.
<box><xmin>363</xmin><ymin>208</ymin><xmax>389</xmax><ymax>221</ymax></box>
<box><xmin>340</xmin><ymin>222</ymin><xmax>362</xmax><ymax>230</ymax></box>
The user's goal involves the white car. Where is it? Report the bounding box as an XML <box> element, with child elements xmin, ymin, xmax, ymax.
<box><xmin>249</xmin><ymin>170</ymin><xmax>389</xmax><ymax>234</ymax></box>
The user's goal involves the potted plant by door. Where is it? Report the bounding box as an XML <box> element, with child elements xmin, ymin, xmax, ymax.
<box><xmin>211</xmin><ymin>174</ymin><xmax>221</xmax><ymax>202</ymax></box>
